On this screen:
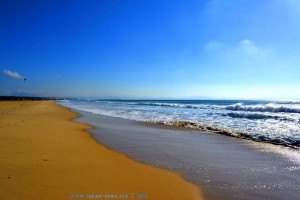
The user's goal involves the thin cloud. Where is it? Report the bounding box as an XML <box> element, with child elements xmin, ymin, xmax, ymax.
<box><xmin>204</xmin><ymin>39</ymin><xmax>273</xmax><ymax>59</ymax></box>
<box><xmin>3</xmin><ymin>69</ymin><xmax>24</xmax><ymax>79</ymax></box>
<box><xmin>239</xmin><ymin>39</ymin><xmax>261</xmax><ymax>56</ymax></box>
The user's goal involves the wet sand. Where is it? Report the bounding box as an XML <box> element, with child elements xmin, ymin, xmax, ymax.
<box><xmin>0</xmin><ymin>101</ymin><xmax>204</xmax><ymax>200</ymax></box>
<box><xmin>75</xmin><ymin>110</ymin><xmax>300</xmax><ymax>200</ymax></box>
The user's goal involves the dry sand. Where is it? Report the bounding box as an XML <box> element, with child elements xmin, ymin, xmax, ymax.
<box><xmin>0</xmin><ymin>100</ymin><xmax>204</xmax><ymax>200</ymax></box>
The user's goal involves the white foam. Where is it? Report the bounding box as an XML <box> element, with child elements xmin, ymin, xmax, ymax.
<box><xmin>58</xmin><ymin>100</ymin><xmax>300</xmax><ymax>148</ymax></box>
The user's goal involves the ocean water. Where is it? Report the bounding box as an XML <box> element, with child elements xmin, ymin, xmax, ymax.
<box><xmin>59</xmin><ymin>99</ymin><xmax>300</xmax><ymax>148</ymax></box>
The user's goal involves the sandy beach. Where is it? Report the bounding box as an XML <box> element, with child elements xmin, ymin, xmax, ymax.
<box><xmin>0</xmin><ymin>100</ymin><xmax>204</xmax><ymax>200</ymax></box>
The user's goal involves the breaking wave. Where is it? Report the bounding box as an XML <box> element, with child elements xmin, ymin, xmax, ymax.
<box><xmin>103</xmin><ymin>101</ymin><xmax>300</xmax><ymax>114</ymax></box>
<box><xmin>222</xmin><ymin>112</ymin><xmax>298</xmax><ymax>122</ymax></box>
<box><xmin>226</xmin><ymin>103</ymin><xmax>300</xmax><ymax>114</ymax></box>
<box><xmin>106</xmin><ymin>101</ymin><xmax>225</xmax><ymax>109</ymax></box>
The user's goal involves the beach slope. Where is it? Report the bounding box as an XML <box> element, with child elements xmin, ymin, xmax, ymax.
<box><xmin>0</xmin><ymin>100</ymin><xmax>203</xmax><ymax>200</ymax></box>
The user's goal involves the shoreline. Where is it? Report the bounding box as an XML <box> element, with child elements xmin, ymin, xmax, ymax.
<box><xmin>73</xmin><ymin>108</ymin><xmax>300</xmax><ymax>200</ymax></box>
<box><xmin>134</xmin><ymin>120</ymin><xmax>300</xmax><ymax>150</ymax></box>
<box><xmin>0</xmin><ymin>100</ymin><xmax>204</xmax><ymax>200</ymax></box>
<box><xmin>58</xmin><ymin>99</ymin><xmax>300</xmax><ymax>150</ymax></box>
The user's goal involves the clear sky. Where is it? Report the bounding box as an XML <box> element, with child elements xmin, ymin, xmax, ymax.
<box><xmin>1</xmin><ymin>0</ymin><xmax>300</xmax><ymax>99</ymax></box>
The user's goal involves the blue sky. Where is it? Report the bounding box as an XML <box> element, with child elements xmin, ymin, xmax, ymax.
<box><xmin>1</xmin><ymin>0</ymin><xmax>300</xmax><ymax>99</ymax></box>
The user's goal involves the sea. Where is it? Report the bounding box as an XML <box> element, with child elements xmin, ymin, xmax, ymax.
<box><xmin>59</xmin><ymin>99</ymin><xmax>300</xmax><ymax>149</ymax></box>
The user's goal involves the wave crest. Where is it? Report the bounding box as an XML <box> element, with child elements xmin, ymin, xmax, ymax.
<box><xmin>109</xmin><ymin>101</ymin><xmax>224</xmax><ymax>110</ymax></box>
<box><xmin>226</xmin><ymin>103</ymin><xmax>300</xmax><ymax>114</ymax></box>
<box><xmin>223</xmin><ymin>112</ymin><xmax>298</xmax><ymax>122</ymax></box>
<box><xmin>104</xmin><ymin>101</ymin><xmax>300</xmax><ymax>114</ymax></box>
